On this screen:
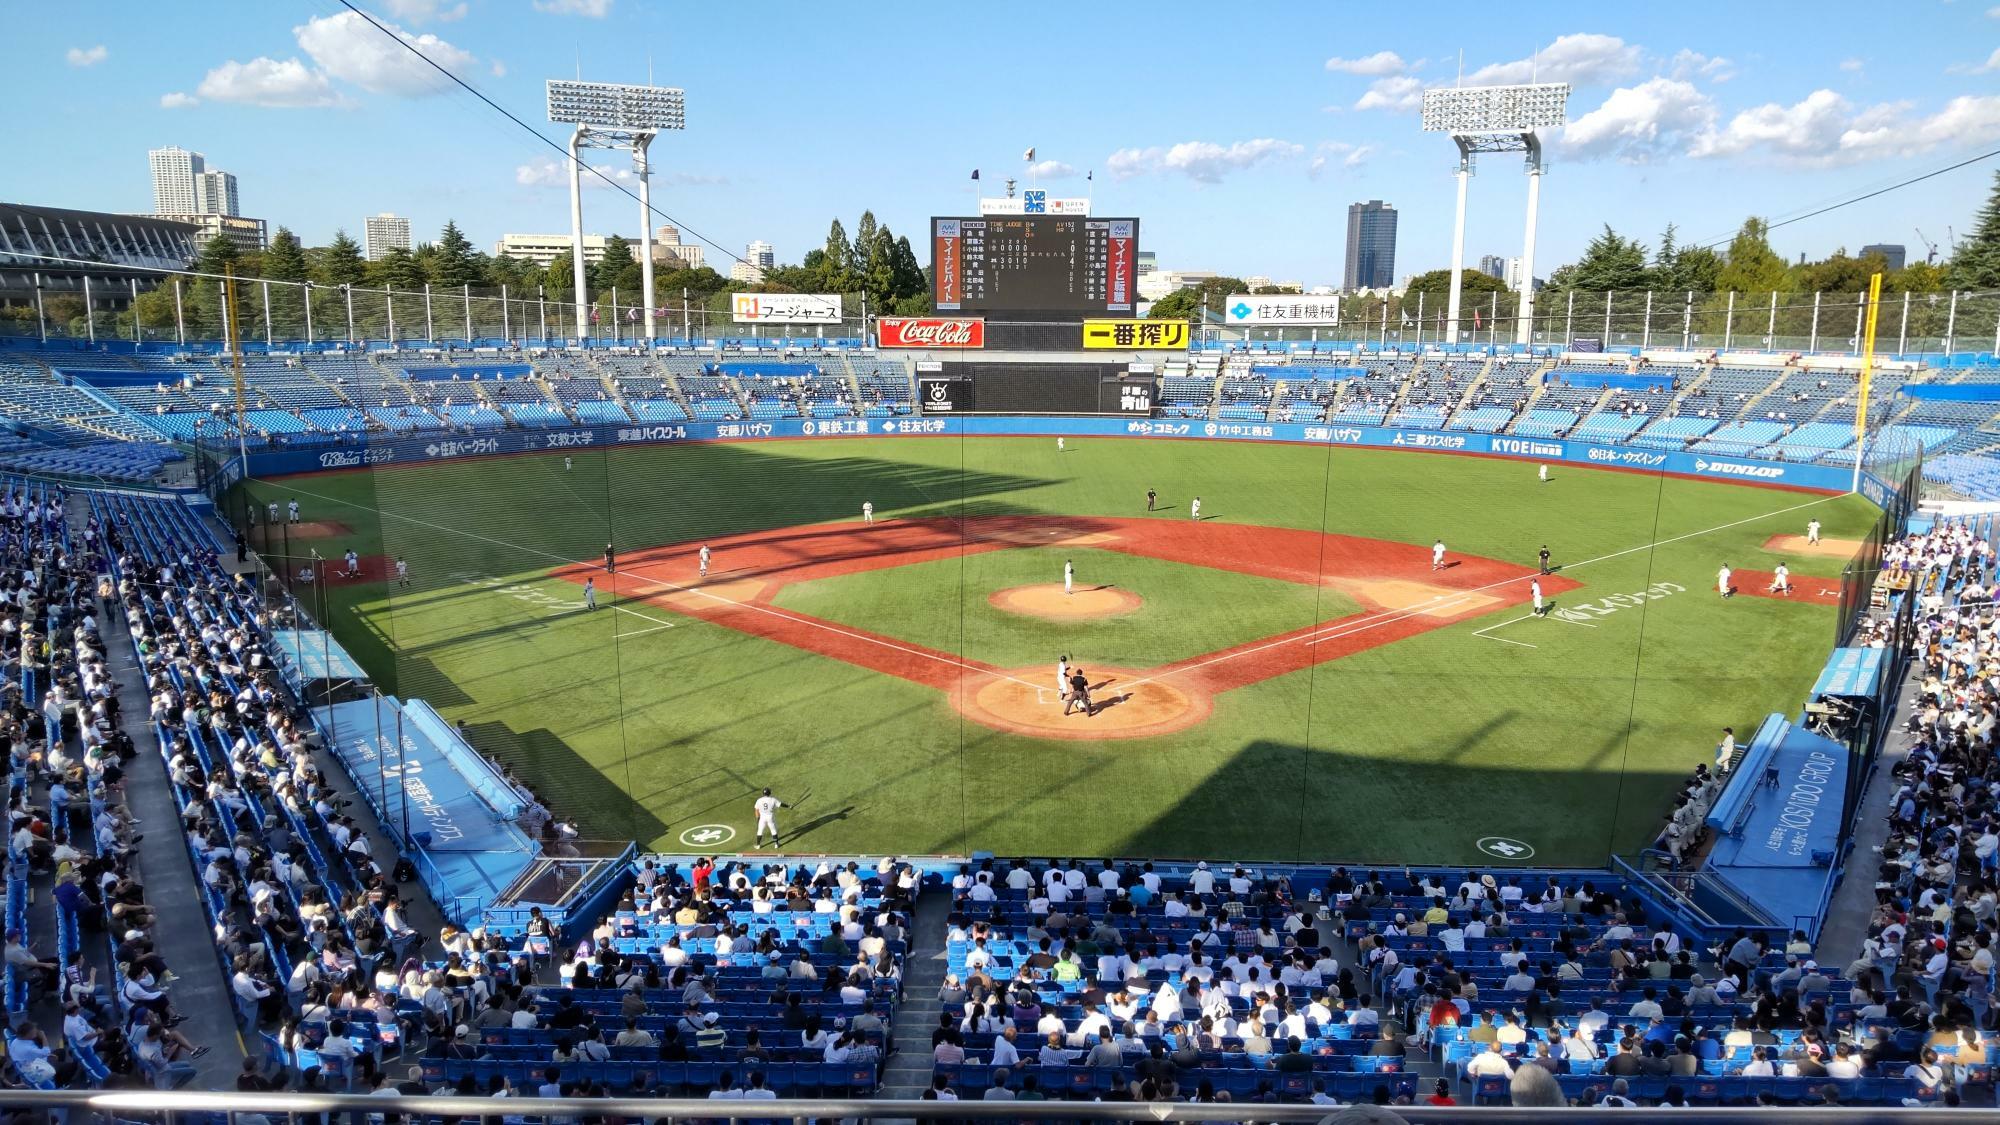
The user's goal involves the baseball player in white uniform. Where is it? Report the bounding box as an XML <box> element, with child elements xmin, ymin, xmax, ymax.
<box><xmin>344</xmin><ymin>549</ymin><xmax>360</xmax><ymax>578</ymax></box>
<box><xmin>1057</xmin><ymin>437</ymin><xmax>1066</xmax><ymax>452</ymax></box>
<box><xmin>1531</xmin><ymin>578</ymin><xmax>1545</xmax><ymax>616</ymax></box>
<box><xmin>288</xmin><ymin>500</ymin><xmax>300</xmax><ymax>524</ymax></box>
<box><xmin>1191</xmin><ymin>497</ymin><xmax>1202</xmax><ymax>521</ymax></box>
<box><xmin>267</xmin><ymin>502</ymin><xmax>279</xmax><ymax>525</ymax></box>
<box><xmin>862</xmin><ymin>501</ymin><xmax>874</xmax><ymax>525</ymax></box>
<box><xmin>698</xmin><ymin>545</ymin><xmax>711</xmax><ymax>578</ymax></box>
<box><xmin>583</xmin><ymin>577</ymin><xmax>597</xmax><ymax>610</ymax></box>
<box><xmin>1806</xmin><ymin>518</ymin><xmax>1821</xmax><ymax>545</ymax></box>
<box><xmin>1064</xmin><ymin>560</ymin><xmax>1074</xmax><ymax>596</ymax></box>
<box><xmin>1770</xmin><ymin>563</ymin><xmax>1791</xmax><ymax>596</ymax></box>
<box><xmin>753</xmin><ymin>788</ymin><xmax>784</xmax><ymax>849</ymax></box>
<box><xmin>1539</xmin><ymin>464</ymin><xmax>1549</xmax><ymax>484</ymax></box>
<box><xmin>1432</xmin><ymin>540</ymin><xmax>1446</xmax><ymax>571</ymax></box>
<box><xmin>1718</xmin><ymin>564</ymin><xmax>1733</xmax><ymax>598</ymax></box>
<box><xmin>395</xmin><ymin>557</ymin><xmax>409</xmax><ymax>588</ymax></box>
<box><xmin>1056</xmin><ymin>655</ymin><xmax>1070</xmax><ymax>702</ymax></box>
<box><xmin>564</xmin><ymin>457</ymin><xmax>573</xmax><ymax>471</ymax></box>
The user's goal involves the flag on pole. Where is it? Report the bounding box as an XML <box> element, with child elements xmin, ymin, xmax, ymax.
<box><xmin>1087</xmin><ymin>170</ymin><xmax>1093</xmax><ymax>181</ymax></box>
<box><xmin>970</xmin><ymin>169</ymin><xmax>979</xmax><ymax>180</ymax></box>
<box><xmin>1023</xmin><ymin>147</ymin><xmax>1035</xmax><ymax>161</ymax></box>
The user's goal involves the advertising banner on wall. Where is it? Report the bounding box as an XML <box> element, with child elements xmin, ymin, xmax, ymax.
<box><xmin>917</xmin><ymin>376</ymin><xmax>973</xmax><ymax>413</ymax></box>
<box><xmin>877</xmin><ymin>317</ymin><xmax>985</xmax><ymax>349</ymax></box>
<box><xmin>1223</xmin><ymin>294</ymin><xmax>1343</xmax><ymax>327</ymax></box>
<box><xmin>730</xmin><ymin>293</ymin><xmax>842</xmax><ymax>324</ymax></box>
<box><xmin>1081</xmin><ymin>319</ymin><xmax>1189</xmax><ymax>349</ymax></box>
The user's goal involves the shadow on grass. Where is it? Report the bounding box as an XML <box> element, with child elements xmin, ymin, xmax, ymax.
<box><xmin>461</xmin><ymin>721</ymin><xmax>670</xmax><ymax>845</ymax></box>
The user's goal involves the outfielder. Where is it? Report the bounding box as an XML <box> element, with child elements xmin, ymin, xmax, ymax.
<box><xmin>564</xmin><ymin>457</ymin><xmax>573</xmax><ymax>472</ymax></box>
<box><xmin>753</xmin><ymin>788</ymin><xmax>785</xmax><ymax>849</ymax></box>
<box><xmin>1539</xmin><ymin>464</ymin><xmax>1549</xmax><ymax>484</ymax></box>
<box><xmin>1057</xmin><ymin>437</ymin><xmax>1066</xmax><ymax>453</ymax></box>
<box><xmin>862</xmin><ymin>501</ymin><xmax>874</xmax><ymax>525</ymax></box>
<box><xmin>1191</xmin><ymin>497</ymin><xmax>1202</xmax><ymax>521</ymax></box>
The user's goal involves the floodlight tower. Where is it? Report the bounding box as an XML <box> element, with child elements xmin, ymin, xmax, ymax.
<box><xmin>1420</xmin><ymin>83</ymin><xmax>1569</xmax><ymax>346</ymax></box>
<box><xmin>547</xmin><ymin>79</ymin><xmax>686</xmax><ymax>341</ymax></box>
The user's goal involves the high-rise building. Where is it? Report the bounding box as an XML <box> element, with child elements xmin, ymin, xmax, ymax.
<box><xmin>196</xmin><ymin>170</ymin><xmax>238</xmax><ymax>217</ymax></box>
<box><xmin>1478</xmin><ymin>255</ymin><xmax>1506</xmax><ymax>280</ymax></box>
<box><xmin>493</xmin><ymin>233</ymin><xmax>624</xmax><ymax>267</ymax></box>
<box><xmin>1137</xmin><ymin>250</ymin><xmax>1157</xmax><ymax>275</ymax></box>
<box><xmin>731</xmin><ymin>241</ymin><xmax>774</xmax><ymax>284</ymax></box>
<box><xmin>149</xmin><ymin>146</ymin><xmax>204</xmax><ymax>214</ymax></box>
<box><xmin>365</xmin><ymin>213</ymin><xmax>412</xmax><ymax>261</ymax></box>
<box><xmin>1861</xmin><ymin>243</ymin><xmax>1906</xmax><ymax>272</ymax></box>
<box><xmin>1343</xmin><ymin>201</ymin><xmax>1397</xmax><ymax>291</ymax></box>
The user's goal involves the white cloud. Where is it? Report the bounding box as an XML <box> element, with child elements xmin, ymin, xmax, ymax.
<box><xmin>1308</xmin><ymin>141</ymin><xmax>1375</xmax><ymax>178</ymax></box>
<box><xmin>1354</xmin><ymin>75</ymin><xmax>1423</xmax><ymax>112</ymax></box>
<box><xmin>1465</xmin><ymin>33</ymin><xmax>1641</xmax><ymax>86</ymax></box>
<box><xmin>491</xmin><ymin>59</ymin><xmax>507</xmax><ymax>77</ymax></box>
<box><xmin>1839</xmin><ymin>57</ymin><xmax>1865</xmax><ymax>72</ymax></box>
<box><xmin>159</xmin><ymin>92</ymin><xmax>198</xmax><ymax>109</ymax></box>
<box><xmin>515</xmin><ymin>158</ymin><xmax>723</xmax><ymax>189</ymax></box>
<box><xmin>294</xmin><ymin>11</ymin><xmax>476</xmax><ymax>96</ymax></box>
<box><xmin>1027</xmin><ymin>159</ymin><xmax>1077</xmax><ymax>179</ymax></box>
<box><xmin>1974</xmin><ymin>47</ymin><xmax>2000</xmax><ymax>72</ymax></box>
<box><xmin>1324</xmin><ymin>51</ymin><xmax>1406</xmax><ymax>76</ymax></box>
<box><xmin>532</xmin><ymin>0</ymin><xmax>612</xmax><ymax>14</ymax></box>
<box><xmin>1690</xmin><ymin>90</ymin><xmax>2000</xmax><ymax>164</ymax></box>
<box><xmin>1105</xmin><ymin>138</ymin><xmax>1303</xmax><ymax>183</ymax></box>
<box><xmin>66</xmin><ymin>45</ymin><xmax>107</xmax><ymax>68</ymax></box>
<box><xmin>1989</xmin><ymin>5</ymin><xmax>2000</xmax><ymax>15</ymax></box>
<box><xmin>1669</xmin><ymin>49</ymin><xmax>1733</xmax><ymax>83</ymax></box>
<box><xmin>381</xmin><ymin>0</ymin><xmax>468</xmax><ymax>21</ymax></box>
<box><xmin>1561</xmin><ymin>77</ymin><xmax>1715</xmax><ymax>162</ymax></box>
<box><xmin>195</xmin><ymin>57</ymin><xmax>347</xmax><ymax>108</ymax></box>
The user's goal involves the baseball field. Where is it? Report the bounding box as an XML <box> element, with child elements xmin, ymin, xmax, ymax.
<box><xmin>240</xmin><ymin>434</ymin><xmax>1876</xmax><ymax>867</ymax></box>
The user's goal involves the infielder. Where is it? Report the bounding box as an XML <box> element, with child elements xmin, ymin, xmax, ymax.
<box><xmin>1146</xmin><ymin>489</ymin><xmax>1157</xmax><ymax>511</ymax></box>
<box><xmin>753</xmin><ymin>788</ymin><xmax>785</xmax><ymax>849</ymax></box>
<box><xmin>862</xmin><ymin>501</ymin><xmax>874</xmax><ymax>525</ymax></box>
<box><xmin>1718</xmin><ymin>563</ymin><xmax>1733</xmax><ymax>598</ymax></box>
<box><xmin>583</xmin><ymin>577</ymin><xmax>597</xmax><ymax>611</ymax></box>
<box><xmin>1191</xmin><ymin>497</ymin><xmax>1202</xmax><ymax>521</ymax></box>
<box><xmin>1432</xmin><ymin>539</ymin><xmax>1446</xmax><ymax>571</ymax></box>
<box><xmin>1531</xmin><ymin>578</ymin><xmax>1545</xmax><ymax>617</ymax></box>
<box><xmin>1807</xmin><ymin>518</ymin><xmax>1822</xmax><ymax>545</ymax></box>
<box><xmin>1770</xmin><ymin>563</ymin><xmax>1792</xmax><ymax>597</ymax></box>
<box><xmin>1064</xmin><ymin>559</ymin><xmax>1074</xmax><ymax>596</ymax></box>
<box><xmin>698</xmin><ymin>544</ymin><xmax>711</xmax><ymax>578</ymax></box>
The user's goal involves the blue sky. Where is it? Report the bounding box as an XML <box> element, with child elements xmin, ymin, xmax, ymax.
<box><xmin>8</xmin><ymin>0</ymin><xmax>2000</xmax><ymax>287</ymax></box>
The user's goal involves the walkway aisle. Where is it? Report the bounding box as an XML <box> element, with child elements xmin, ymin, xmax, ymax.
<box><xmin>95</xmin><ymin>573</ymin><xmax>246</xmax><ymax>1083</ymax></box>
<box><xmin>1816</xmin><ymin>652</ymin><xmax>1918</xmax><ymax>961</ymax></box>
<box><xmin>879</xmin><ymin>888</ymin><xmax>951</xmax><ymax>1100</ymax></box>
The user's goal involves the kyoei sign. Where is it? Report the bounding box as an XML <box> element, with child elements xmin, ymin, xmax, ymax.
<box><xmin>877</xmin><ymin>317</ymin><xmax>985</xmax><ymax>349</ymax></box>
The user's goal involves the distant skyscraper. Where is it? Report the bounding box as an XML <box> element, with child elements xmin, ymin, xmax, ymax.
<box><xmin>1344</xmin><ymin>201</ymin><xmax>1397</xmax><ymax>291</ymax></box>
<box><xmin>1861</xmin><ymin>243</ymin><xmax>1906</xmax><ymax>272</ymax></box>
<box><xmin>1478</xmin><ymin>255</ymin><xmax>1506</xmax><ymax>280</ymax></box>
<box><xmin>365</xmin><ymin>213</ymin><xmax>412</xmax><ymax>261</ymax></box>
<box><xmin>196</xmin><ymin>170</ymin><xmax>238</xmax><ymax>217</ymax></box>
<box><xmin>149</xmin><ymin>146</ymin><xmax>204</xmax><ymax>214</ymax></box>
<box><xmin>746</xmin><ymin>240</ymin><xmax>774</xmax><ymax>269</ymax></box>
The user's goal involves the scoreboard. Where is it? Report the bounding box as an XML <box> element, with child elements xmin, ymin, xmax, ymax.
<box><xmin>932</xmin><ymin>216</ymin><xmax>1139</xmax><ymax>315</ymax></box>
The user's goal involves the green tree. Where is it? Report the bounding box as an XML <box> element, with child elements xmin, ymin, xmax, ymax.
<box><xmin>1715</xmin><ymin>217</ymin><xmax>1788</xmax><ymax>293</ymax></box>
<box><xmin>889</xmin><ymin>235</ymin><xmax>925</xmax><ymax>301</ymax></box>
<box><xmin>196</xmin><ymin>234</ymin><xmax>242</xmax><ymax>276</ymax></box>
<box><xmin>312</xmin><ymin>230</ymin><xmax>367</xmax><ymax>286</ymax></box>
<box><xmin>592</xmin><ymin>234</ymin><xmax>640</xmax><ymax>295</ymax></box>
<box><xmin>1402</xmin><ymin>268</ymin><xmax>1509</xmax><ymax>303</ymax></box>
<box><xmin>263</xmin><ymin>228</ymin><xmax>308</xmax><ymax>282</ymax></box>
<box><xmin>1945</xmin><ymin>170</ymin><xmax>2000</xmax><ymax>291</ymax></box>
<box><xmin>823</xmin><ymin>218</ymin><xmax>852</xmax><ymax>276</ymax></box>
<box><xmin>1146</xmin><ymin>277</ymin><xmax>1249</xmax><ymax>323</ymax></box>
<box><xmin>370</xmin><ymin>245</ymin><xmax>428</xmax><ymax>291</ymax></box>
<box><xmin>544</xmin><ymin>251</ymin><xmax>577</xmax><ymax>299</ymax></box>
<box><xmin>428</xmin><ymin>220</ymin><xmax>483</xmax><ymax>288</ymax></box>
<box><xmin>1552</xmin><ymin>225</ymin><xmax>1652</xmax><ymax>292</ymax></box>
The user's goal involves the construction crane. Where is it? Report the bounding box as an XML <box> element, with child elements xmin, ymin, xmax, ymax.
<box><xmin>1916</xmin><ymin>228</ymin><xmax>1939</xmax><ymax>265</ymax></box>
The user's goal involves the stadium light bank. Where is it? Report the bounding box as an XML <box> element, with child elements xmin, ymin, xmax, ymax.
<box><xmin>1421</xmin><ymin>82</ymin><xmax>1569</xmax><ymax>347</ymax></box>
<box><xmin>547</xmin><ymin>79</ymin><xmax>686</xmax><ymax>342</ymax></box>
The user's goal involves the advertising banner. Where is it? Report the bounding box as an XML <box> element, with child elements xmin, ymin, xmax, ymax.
<box><xmin>1105</xmin><ymin>220</ymin><xmax>1135</xmax><ymax>312</ymax></box>
<box><xmin>1081</xmin><ymin>319</ymin><xmax>1189</xmax><ymax>350</ymax></box>
<box><xmin>978</xmin><ymin>192</ymin><xmax>1089</xmax><ymax>215</ymax></box>
<box><xmin>917</xmin><ymin>376</ymin><xmax>973</xmax><ymax>414</ymax></box>
<box><xmin>878</xmin><ymin>317</ymin><xmax>985</xmax><ymax>349</ymax></box>
<box><xmin>934</xmin><ymin>220</ymin><xmax>962</xmax><ymax>310</ymax></box>
<box><xmin>1100</xmin><ymin>376</ymin><xmax>1158</xmax><ymax>415</ymax></box>
<box><xmin>1223</xmin><ymin>294</ymin><xmax>1343</xmax><ymax>327</ymax></box>
<box><xmin>730</xmin><ymin>293</ymin><xmax>842</xmax><ymax>324</ymax></box>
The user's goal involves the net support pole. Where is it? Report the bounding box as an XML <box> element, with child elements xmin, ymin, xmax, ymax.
<box><xmin>1851</xmin><ymin>271</ymin><xmax>1883</xmax><ymax>494</ymax></box>
<box><xmin>568</xmin><ymin>126</ymin><xmax>592</xmax><ymax>342</ymax></box>
<box><xmin>1515</xmin><ymin>140</ymin><xmax>1543</xmax><ymax>347</ymax></box>
<box><xmin>305</xmin><ymin>282</ymin><xmax>315</xmax><ymax>345</ymax></box>
<box><xmin>1723</xmin><ymin>291</ymin><xmax>1735</xmax><ymax>350</ymax></box>
<box><xmin>1445</xmin><ymin>145</ymin><xmax>1471</xmax><ymax>345</ymax></box>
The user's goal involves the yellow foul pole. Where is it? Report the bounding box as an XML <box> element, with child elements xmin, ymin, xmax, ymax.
<box><xmin>1851</xmin><ymin>271</ymin><xmax>1883</xmax><ymax>494</ymax></box>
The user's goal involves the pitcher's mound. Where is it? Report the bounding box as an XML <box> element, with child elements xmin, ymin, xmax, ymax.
<box><xmin>989</xmin><ymin>583</ymin><xmax>1143</xmax><ymax>621</ymax></box>
<box><xmin>952</xmin><ymin>666</ymin><xmax>1210</xmax><ymax>741</ymax></box>
<box><xmin>1764</xmin><ymin>534</ymin><xmax>1860</xmax><ymax>558</ymax></box>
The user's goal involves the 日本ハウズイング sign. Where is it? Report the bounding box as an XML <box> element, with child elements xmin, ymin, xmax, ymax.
<box><xmin>730</xmin><ymin>293</ymin><xmax>842</xmax><ymax>324</ymax></box>
<box><xmin>1081</xmin><ymin>319</ymin><xmax>1189</xmax><ymax>350</ymax></box>
<box><xmin>1223</xmin><ymin>294</ymin><xmax>1343</xmax><ymax>326</ymax></box>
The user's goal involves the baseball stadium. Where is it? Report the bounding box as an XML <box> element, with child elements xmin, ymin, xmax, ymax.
<box><xmin>3</xmin><ymin>4</ymin><xmax>2000</xmax><ymax>1120</ymax></box>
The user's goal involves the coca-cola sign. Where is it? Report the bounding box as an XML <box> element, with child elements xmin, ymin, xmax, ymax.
<box><xmin>878</xmin><ymin>317</ymin><xmax>985</xmax><ymax>349</ymax></box>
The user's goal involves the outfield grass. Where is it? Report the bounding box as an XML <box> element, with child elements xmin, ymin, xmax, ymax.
<box><xmin>241</xmin><ymin>436</ymin><xmax>1877</xmax><ymax>866</ymax></box>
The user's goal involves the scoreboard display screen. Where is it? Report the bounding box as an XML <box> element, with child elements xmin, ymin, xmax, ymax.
<box><xmin>932</xmin><ymin>217</ymin><xmax>1138</xmax><ymax>315</ymax></box>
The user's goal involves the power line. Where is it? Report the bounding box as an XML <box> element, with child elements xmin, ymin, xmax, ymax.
<box><xmin>329</xmin><ymin>0</ymin><xmax>748</xmax><ymax>269</ymax></box>
<box><xmin>1690</xmin><ymin>146</ymin><xmax>2000</xmax><ymax>252</ymax></box>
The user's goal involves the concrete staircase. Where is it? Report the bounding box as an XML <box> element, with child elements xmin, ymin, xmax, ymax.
<box><xmin>878</xmin><ymin>890</ymin><xmax>951</xmax><ymax>1098</ymax></box>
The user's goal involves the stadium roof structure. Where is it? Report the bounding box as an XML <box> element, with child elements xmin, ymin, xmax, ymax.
<box><xmin>0</xmin><ymin>201</ymin><xmax>202</xmax><ymax>273</ymax></box>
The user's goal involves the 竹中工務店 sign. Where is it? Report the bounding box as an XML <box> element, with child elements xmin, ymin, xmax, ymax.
<box><xmin>730</xmin><ymin>293</ymin><xmax>842</xmax><ymax>324</ymax></box>
<box><xmin>1081</xmin><ymin>319</ymin><xmax>1189</xmax><ymax>350</ymax></box>
<box><xmin>1223</xmin><ymin>294</ymin><xmax>1342</xmax><ymax>327</ymax></box>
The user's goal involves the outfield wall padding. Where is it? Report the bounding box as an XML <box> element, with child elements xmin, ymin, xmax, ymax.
<box><xmin>232</xmin><ymin>416</ymin><xmax>1892</xmax><ymax>500</ymax></box>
